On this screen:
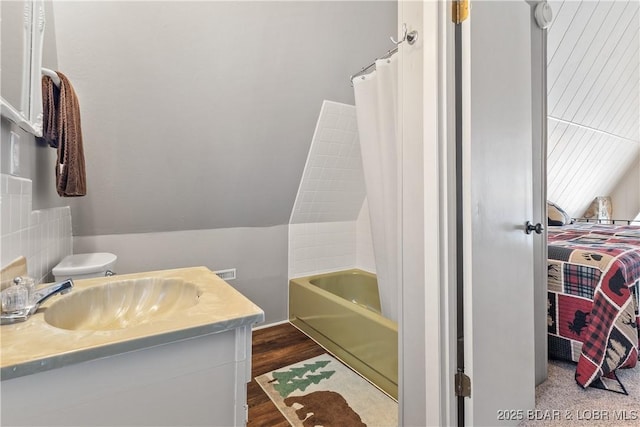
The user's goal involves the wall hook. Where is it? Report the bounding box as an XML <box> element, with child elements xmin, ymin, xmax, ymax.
<box><xmin>390</xmin><ymin>23</ymin><xmax>418</xmax><ymax>46</ymax></box>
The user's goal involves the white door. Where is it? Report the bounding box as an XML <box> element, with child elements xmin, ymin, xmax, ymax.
<box><xmin>461</xmin><ymin>1</ymin><xmax>538</xmax><ymax>425</ymax></box>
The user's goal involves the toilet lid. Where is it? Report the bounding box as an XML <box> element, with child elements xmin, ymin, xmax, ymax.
<box><xmin>52</xmin><ymin>253</ymin><xmax>117</xmax><ymax>276</ymax></box>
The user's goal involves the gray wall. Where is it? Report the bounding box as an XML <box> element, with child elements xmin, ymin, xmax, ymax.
<box><xmin>52</xmin><ymin>1</ymin><xmax>397</xmax><ymax>236</ymax></box>
<box><xmin>73</xmin><ymin>225</ymin><xmax>289</xmax><ymax>324</ymax></box>
<box><xmin>45</xmin><ymin>1</ymin><xmax>396</xmax><ymax>324</ymax></box>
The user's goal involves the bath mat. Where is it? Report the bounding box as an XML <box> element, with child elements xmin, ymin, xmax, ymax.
<box><xmin>255</xmin><ymin>354</ymin><xmax>397</xmax><ymax>427</ymax></box>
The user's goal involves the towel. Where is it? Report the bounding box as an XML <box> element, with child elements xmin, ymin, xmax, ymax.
<box><xmin>40</xmin><ymin>75</ymin><xmax>60</xmax><ymax>148</ymax></box>
<box><xmin>40</xmin><ymin>71</ymin><xmax>87</xmax><ymax>197</ymax></box>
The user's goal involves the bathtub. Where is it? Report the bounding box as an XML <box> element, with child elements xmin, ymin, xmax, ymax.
<box><xmin>289</xmin><ymin>269</ymin><xmax>398</xmax><ymax>399</ymax></box>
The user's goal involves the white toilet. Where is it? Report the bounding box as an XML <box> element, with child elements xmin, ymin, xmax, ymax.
<box><xmin>52</xmin><ymin>253</ymin><xmax>117</xmax><ymax>282</ymax></box>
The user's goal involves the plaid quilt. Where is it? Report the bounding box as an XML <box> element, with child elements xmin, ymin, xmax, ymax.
<box><xmin>547</xmin><ymin>224</ymin><xmax>640</xmax><ymax>394</ymax></box>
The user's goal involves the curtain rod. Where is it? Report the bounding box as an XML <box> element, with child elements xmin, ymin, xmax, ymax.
<box><xmin>350</xmin><ymin>24</ymin><xmax>418</xmax><ymax>84</ymax></box>
<box><xmin>350</xmin><ymin>47</ymin><xmax>398</xmax><ymax>84</ymax></box>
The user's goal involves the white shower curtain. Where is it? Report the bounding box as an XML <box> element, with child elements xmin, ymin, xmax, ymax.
<box><xmin>353</xmin><ymin>55</ymin><xmax>399</xmax><ymax>322</ymax></box>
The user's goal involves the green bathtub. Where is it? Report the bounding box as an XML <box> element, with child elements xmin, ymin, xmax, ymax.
<box><xmin>289</xmin><ymin>269</ymin><xmax>398</xmax><ymax>399</ymax></box>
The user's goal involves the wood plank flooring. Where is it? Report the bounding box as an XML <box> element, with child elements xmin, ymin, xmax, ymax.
<box><xmin>248</xmin><ymin>322</ymin><xmax>326</xmax><ymax>427</ymax></box>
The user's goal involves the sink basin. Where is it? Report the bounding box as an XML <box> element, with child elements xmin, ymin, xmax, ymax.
<box><xmin>44</xmin><ymin>277</ymin><xmax>201</xmax><ymax>331</ymax></box>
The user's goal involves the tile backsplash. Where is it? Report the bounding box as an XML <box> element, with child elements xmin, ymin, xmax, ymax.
<box><xmin>1</xmin><ymin>174</ymin><xmax>72</xmax><ymax>283</ymax></box>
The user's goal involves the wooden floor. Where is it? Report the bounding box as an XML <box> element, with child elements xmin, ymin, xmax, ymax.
<box><xmin>248</xmin><ymin>322</ymin><xmax>326</xmax><ymax>427</ymax></box>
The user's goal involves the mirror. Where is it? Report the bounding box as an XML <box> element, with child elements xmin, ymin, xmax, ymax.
<box><xmin>0</xmin><ymin>0</ymin><xmax>45</xmax><ymax>136</ymax></box>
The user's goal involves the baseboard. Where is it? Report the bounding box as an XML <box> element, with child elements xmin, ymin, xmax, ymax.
<box><xmin>253</xmin><ymin>319</ymin><xmax>290</xmax><ymax>331</ymax></box>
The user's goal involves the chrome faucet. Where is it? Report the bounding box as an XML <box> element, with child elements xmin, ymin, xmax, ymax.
<box><xmin>0</xmin><ymin>278</ymin><xmax>73</xmax><ymax>325</ymax></box>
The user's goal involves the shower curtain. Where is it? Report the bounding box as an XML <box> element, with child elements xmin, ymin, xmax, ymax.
<box><xmin>352</xmin><ymin>54</ymin><xmax>399</xmax><ymax>322</ymax></box>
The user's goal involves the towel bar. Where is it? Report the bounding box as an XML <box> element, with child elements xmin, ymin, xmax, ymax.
<box><xmin>42</xmin><ymin>68</ymin><xmax>60</xmax><ymax>88</ymax></box>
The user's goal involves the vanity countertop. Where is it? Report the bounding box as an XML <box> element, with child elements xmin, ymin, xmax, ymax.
<box><xmin>0</xmin><ymin>266</ymin><xmax>264</xmax><ymax>380</ymax></box>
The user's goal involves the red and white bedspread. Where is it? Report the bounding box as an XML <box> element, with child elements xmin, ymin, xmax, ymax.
<box><xmin>547</xmin><ymin>223</ymin><xmax>640</xmax><ymax>394</ymax></box>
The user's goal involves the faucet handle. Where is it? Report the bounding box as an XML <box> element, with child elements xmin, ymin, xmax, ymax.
<box><xmin>2</xmin><ymin>277</ymin><xmax>36</xmax><ymax>313</ymax></box>
<box><xmin>13</xmin><ymin>276</ymin><xmax>36</xmax><ymax>302</ymax></box>
<box><xmin>1</xmin><ymin>285</ymin><xmax>28</xmax><ymax>313</ymax></box>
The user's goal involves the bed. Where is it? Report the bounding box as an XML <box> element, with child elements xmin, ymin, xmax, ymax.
<box><xmin>547</xmin><ymin>222</ymin><xmax>640</xmax><ymax>394</ymax></box>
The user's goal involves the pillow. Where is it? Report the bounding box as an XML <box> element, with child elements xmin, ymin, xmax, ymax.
<box><xmin>547</xmin><ymin>201</ymin><xmax>572</xmax><ymax>226</ymax></box>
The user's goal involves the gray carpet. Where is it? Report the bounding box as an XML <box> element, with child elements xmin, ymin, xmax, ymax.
<box><xmin>519</xmin><ymin>360</ymin><xmax>639</xmax><ymax>426</ymax></box>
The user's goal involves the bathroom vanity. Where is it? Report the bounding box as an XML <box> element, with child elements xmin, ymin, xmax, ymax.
<box><xmin>0</xmin><ymin>267</ymin><xmax>264</xmax><ymax>426</ymax></box>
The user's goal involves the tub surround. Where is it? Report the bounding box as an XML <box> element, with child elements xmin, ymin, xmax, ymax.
<box><xmin>289</xmin><ymin>101</ymin><xmax>365</xmax><ymax>225</ymax></box>
<box><xmin>1</xmin><ymin>266</ymin><xmax>264</xmax><ymax>379</ymax></box>
<box><xmin>287</xmin><ymin>101</ymin><xmax>376</xmax><ymax>279</ymax></box>
<box><xmin>1</xmin><ymin>266</ymin><xmax>264</xmax><ymax>426</ymax></box>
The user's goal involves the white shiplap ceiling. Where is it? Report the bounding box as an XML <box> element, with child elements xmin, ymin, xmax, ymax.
<box><xmin>547</xmin><ymin>0</ymin><xmax>639</xmax><ymax>218</ymax></box>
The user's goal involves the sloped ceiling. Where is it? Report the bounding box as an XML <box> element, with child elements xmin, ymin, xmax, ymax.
<box><xmin>51</xmin><ymin>1</ymin><xmax>396</xmax><ymax>236</ymax></box>
<box><xmin>547</xmin><ymin>0</ymin><xmax>640</xmax><ymax>218</ymax></box>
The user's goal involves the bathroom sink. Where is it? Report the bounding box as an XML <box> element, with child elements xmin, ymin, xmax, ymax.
<box><xmin>43</xmin><ymin>277</ymin><xmax>201</xmax><ymax>331</ymax></box>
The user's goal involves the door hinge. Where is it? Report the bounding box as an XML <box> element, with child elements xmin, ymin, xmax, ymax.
<box><xmin>455</xmin><ymin>369</ymin><xmax>471</xmax><ymax>397</ymax></box>
<box><xmin>452</xmin><ymin>0</ymin><xmax>470</xmax><ymax>24</ymax></box>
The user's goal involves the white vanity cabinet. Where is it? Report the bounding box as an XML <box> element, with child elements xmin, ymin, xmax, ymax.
<box><xmin>2</xmin><ymin>326</ymin><xmax>254</xmax><ymax>426</ymax></box>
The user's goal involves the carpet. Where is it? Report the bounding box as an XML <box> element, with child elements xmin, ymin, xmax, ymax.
<box><xmin>519</xmin><ymin>360</ymin><xmax>639</xmax><ymax>427</ymax></box>
<box><xmin>255</xmin><ymin>354</ymin><xmax>397</xmax><ymax>427</ymax></box>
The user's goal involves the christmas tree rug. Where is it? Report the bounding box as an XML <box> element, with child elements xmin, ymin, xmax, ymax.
<box><xmin>255</xmin><ymin>354</ymin><xmax>397</xmax><ymax>427</ymax></box>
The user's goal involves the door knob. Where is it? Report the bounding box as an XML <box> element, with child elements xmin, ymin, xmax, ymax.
<box><xmin>525</xmin><ymin>221</ymin><xmax>544</xmax><ymax>235</ymax></box>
